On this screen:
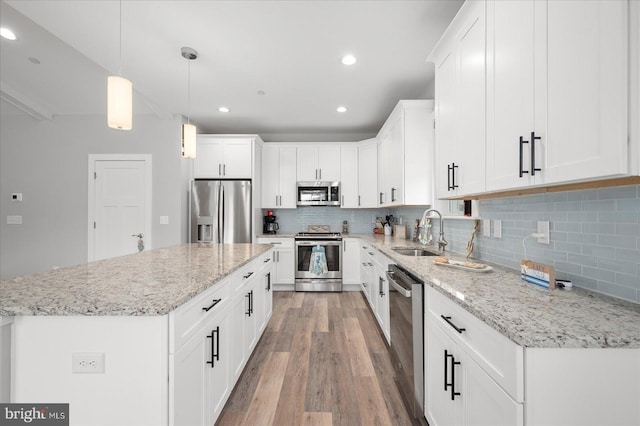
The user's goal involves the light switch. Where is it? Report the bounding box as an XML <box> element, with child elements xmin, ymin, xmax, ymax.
<box><xmin>160</xmin><ymin>216</ymin><xmax>169</xmax><ymax>225</ymax></box>
<box><xmin>493</xmin><ymin>220</ymin><xmax>502</xmax><ymax>238</ymax></box>
<box><xmin>482</xmin><ymin>220</ymin><xmax>491</xmax><ymax>237</ymax></box>
<box><xmin>7</xmin><ymin>215</ymin><xmax>22</xmax><ymax>225</ymax></box>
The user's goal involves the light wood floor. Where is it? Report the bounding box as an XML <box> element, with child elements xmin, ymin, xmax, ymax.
<box><xmin>216</xmin><ymin>291</ymin><xmax>420</xmax><ymax>426</ymax></box>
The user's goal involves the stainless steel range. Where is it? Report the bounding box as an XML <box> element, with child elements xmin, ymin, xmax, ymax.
<box><xmin>294</xmin><ymin>232</ymin><xmax>342</xmax><ymax>292</ymax></box>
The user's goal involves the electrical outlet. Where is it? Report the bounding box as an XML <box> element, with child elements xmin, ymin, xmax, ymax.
<box><xmin>72</xmin><ymin>353</ymin><xmax>105</xmax><ymax>374</ymax></box>
<box><xmin>493</xmin><ymin>220</ymin><xmax>502</xmax><ymax>239</ymax></box>
<box><xmin>482</xmin><ymin>220</ymin><xmax>491</xmax><ymax>237</ymax></box>
<box><xmin>537</xmin><ymin>221</ymin><xmax>550</xmax><ymax>244</ymax></box>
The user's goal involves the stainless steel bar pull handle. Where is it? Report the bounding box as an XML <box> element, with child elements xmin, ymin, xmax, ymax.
<box><xmin>441</xmin><ymin>315</ymin><xmax>465</xmax><ymax>334</ymax></box>
<box><xmin>202</xmin><ymin>298</ymin><xmax>222</xmax><ymax>312</ymax></box>
<box><xmin>218</xmin><ymin>164</ymin><xmax>222</xmax><ymax>176</ymax></box>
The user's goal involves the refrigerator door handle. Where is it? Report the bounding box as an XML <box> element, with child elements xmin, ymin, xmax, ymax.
<box><xmin>220</xmin><ymin>184</ymin><xmax>225</xmax><ymax>243</ymax></box>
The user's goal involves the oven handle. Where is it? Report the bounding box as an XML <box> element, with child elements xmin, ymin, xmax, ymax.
<box><xmin>386</xmin><ymin>271</ymin><xmax>411</xmax><ymax>298</ymax></box>
<box><xmin>295</xmin><ymin>241</ymin><xmax>342</xmax><ymax>246</ymax></box>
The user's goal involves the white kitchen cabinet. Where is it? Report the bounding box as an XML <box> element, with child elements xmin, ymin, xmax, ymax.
<box><xmin>359</xmin><ymin>241</ymin><xmax>390</xmax><ymax>343</ymax></box>
<box><xmin>262</xmin><ymin>146</ymin><xmax>297</xmax><ymax>208</ymax></box>
<box><xmin>194</xmin><ymin>136</ymin><xmax>253</xmax><ymax>179</ymax></box>
<box><xmin>257</xmin><ymin>238</ymin><xmax>295</xmax><ymax>286</ymax></box>
<box><xmin>486</xmin><ymin>0</ymin><xmax>629</xmax><ymax>192</ymax></box>
<box><xmin>342</xmin><ymin>238</ymin><xmax>360</xmax><ymax>285</ymax></box>
<box><xmin>425</xmin><ymin>286</ymin><xmax>524</xmax><ymax>426</ymax></box>
<box><xmin>260</xmin><ymin>265</ymin><xmax>273</xmax><ymax>333</ymax></box>
<box><xmin>172</xmin><ymin>304</ymin><xmax>232</xmax><ymax>426</ymax></box>
<box><xmin>373</xmin><ymin>264</ymin><xmax>390</xmax><ymax>342</ymax></box>
<box><xmin>377</xmin><ymin>100</ymin><xmax>435</xmax><ymax>206</ymax></box>
<box><xmin>340</xmin><ymin>145</ymin><xmax>359</xmax><ymax>208</ymax></box>
<box><xmin>296</xmin><ymin>146</ymin><xmax>340</xmax><ymax>181</ymax></box>
<box><xmin>357</xmin><ymin>139</ymin><xmax>378</xmax><ymax>208</ymax></box>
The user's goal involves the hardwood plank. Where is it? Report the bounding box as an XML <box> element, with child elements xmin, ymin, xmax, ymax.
<box><xmin>215</xmin><ymin>410</ymin><xmax>246</xmax><ymax>426</ymax></box>
<box><xmin>355</xmin><ymin>376</ymin><xmax>395</xmax><ymax>426</ymax></box>
<box><xmin>285</xmin><ymin>312</ymin><xmax>315</xmax><ymax>377</ymax></box>
<box><xmin>243</xmin><ymin>351</ymin><xmax>290</xmax><ymax>426</ymax></box>
<box><xmin>328</xmin><ymin>352</ymin><xmax>361</xmax><ymax>426</ymax></box>
<box><xmin>272</xmin><ymin>307</ymin><xmax>300</xmax><ymax>352</ymax></box>
<box><xmin>272</xmin><ymin>374</ymin><xmax>308</xmax><ymax>426</ymax></box>
<box><xmin>355</xmin><ymin>303</ymin><xmax>388</xmax><ymax>355</ymax></box>
<box><xmin>328</xmin><ymin>309</ymin><xmax>347</xmax><ymax>354</ymax></box>
<box><xmin>371</xmin><ymin>352</ymin><xmax>419</xmax><ymax>426</ymax></box>
<box><xmin>291</xmin><ymin>291</ymin><xmax>305</xmax><ymax>308</ymax></box>
<box><xmin>302</xmin><ymin>412</ymin><xmax>333</xmax><ymax>426</ymax></box>
<box><xmin>313</xmin><ymin>297</ymin><xmax>329</xmax><ymax>332</ymax></box>
<box><xmin>304</xmin><ymin>331</ymin><xmax>333</xmax><ymax>412</ymax></box>
<box><xmin>344</xmin><ymin>317</ymin><xmax>376</xmax><ymax>377</ymax></box>
<box><xmin>267</xmin><ymin>292</ymin><xmax>292</xmax><ymax>332</ymax></box>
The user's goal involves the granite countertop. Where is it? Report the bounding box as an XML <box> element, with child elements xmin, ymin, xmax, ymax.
<box><xmin>256</xmin><ymin>234</ymin><xmax>296</xmax><ymax>238</ymax></box>
<box><xmin>0</xmin><ymin>243</ymin><xmax>272</xmax><ymax>317</ymax></box>
<box><xmin>356</xmin><ymin>234</ymin><xmax>640</xmax><ymax>349</ymax></box>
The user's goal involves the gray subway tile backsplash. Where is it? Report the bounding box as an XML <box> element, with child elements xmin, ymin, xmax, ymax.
<box><xmin>271</xmin><ymin>184</ymin><xmax>639</xmax><ymax>304</ymax></box>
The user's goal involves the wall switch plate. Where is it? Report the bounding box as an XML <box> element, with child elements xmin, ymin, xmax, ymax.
<box><xmin>537</xmin><ymin>221</ymin><xmax>550</xmax><ymax>244</ymax></box>
<box><xmin>7</xmin><ymin>215</ymin><xmax>22</xmax><ymax>225</ymax></box>
<box><xmin>72</xmin><ymin>353</ymin><xmax>105</xmax><ymax>374</ymax></box>
<box><xmin>493</xmin><ymin>220</ymin><xmax>502</xmax><ymax>238</ymax></box>
<box><xmin>482</xmin><ymin>219</ymin><xmax>491</xmax><ymax>237</ymax></box>
<box><xmin>160</xmin><ymin>216</ymin><xmax>169</xmax><ymax>225</ymax></box>
<box><xmin>11</xmin><ymin>193</ymin><xmax>22</xmax><ymax>202</ymax></box>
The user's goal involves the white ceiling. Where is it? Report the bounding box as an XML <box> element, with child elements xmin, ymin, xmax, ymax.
<box><xmin>0</xmin><ymin>0</ymin><xmax>462</xmax><ymax>141</ymax></box>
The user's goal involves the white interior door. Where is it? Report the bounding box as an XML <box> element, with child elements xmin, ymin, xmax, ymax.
<box><xmin>89</xmin><ymin>155</ymin><xmax>152</xmax><ymax>261</ymax></box>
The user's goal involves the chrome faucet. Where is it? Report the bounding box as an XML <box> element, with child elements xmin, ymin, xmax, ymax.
<box><xmin>420</xmin><ymin>209</ymin><xmax>447</xmax><ymax>252</ymax></box>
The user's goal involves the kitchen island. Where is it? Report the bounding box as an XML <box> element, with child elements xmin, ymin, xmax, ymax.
<box><xmin>0</xmin><ymin>243</ymin><xmax>274</xmax><ymax>426</ymax></box>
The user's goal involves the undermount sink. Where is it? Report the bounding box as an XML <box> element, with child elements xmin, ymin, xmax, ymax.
<box><xmin>392</xmin><ymin>248</ymin><xmax>439</xmax><ymax>257</ymax></box>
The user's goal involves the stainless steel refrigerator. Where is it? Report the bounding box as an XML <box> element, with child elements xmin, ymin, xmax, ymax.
<box><xmin>190</xmin><ymin>180</ymin><xmax>252</xmax><ymax>243</ymax></box>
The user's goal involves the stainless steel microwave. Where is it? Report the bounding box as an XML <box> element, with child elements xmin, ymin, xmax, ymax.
<box><xmin>296</xmin><ymin>181</ymin><xmax>340</xmax><ymax>206</ymax></box>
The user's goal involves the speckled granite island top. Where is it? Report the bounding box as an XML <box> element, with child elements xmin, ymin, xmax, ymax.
<box><xmin>0</xmin><ymin>243</ymin><xmax>272</xmax><ymax>317</ymax></box>
<box><xmin>357</xmin><ymin>234</ymin><xmax>640</xmax><ymax>349</ymax></box>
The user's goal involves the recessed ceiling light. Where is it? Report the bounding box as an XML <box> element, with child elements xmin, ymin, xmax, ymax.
<box><xmin>337</xmin><ymin>106</ymin><xmax>347</xmax><ymax>113</ymax></box>
<box><xmin>219</xmin><ymin>107</ymin><xmax>230</xmax><ymax>113</ymax></box>
<box><xmin>0</xmin><ymin>27</ymin><xmax>17</xmax><ymax>41</ymax></box>
<box><xmin>341</xmin><ymin>55</ymin><xmax>357</xmax><ymax>66</ymax></box>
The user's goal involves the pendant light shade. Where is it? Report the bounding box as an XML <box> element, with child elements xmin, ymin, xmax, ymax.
<box><xmin>182</xmin><ymin>123</ymin><xmax>197</xmax><ymax>158</ymax></box>
<box><xmin>181</xmin><ymin>46</ymin><xmax>198</xmax><ymax>158</ymax></box>
<box><xmin>107</xmin><ymin>75</ymin><xmax>133</xmax><ymax>130</ymax></box>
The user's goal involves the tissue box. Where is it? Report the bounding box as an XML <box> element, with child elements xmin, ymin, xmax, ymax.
<box><xmin>520</xmin><ymin>260</ymin><xmax>555</xmax><ymax>289</ymax></box>
<box><xmin>394</xmin><ymin>225</ymin><xmax>407</xmax><ymax>239</ymax></box>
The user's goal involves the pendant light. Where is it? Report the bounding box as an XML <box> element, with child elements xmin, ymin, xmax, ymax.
<box><xmin>107</xmin><ymin>0</ymin><xmax>133</xmax><ymax>130</ymax></box>
<box><xmin>181</xmin><ymin>47</ymin><xmax>198</xmax><ymax>158</ymax></box>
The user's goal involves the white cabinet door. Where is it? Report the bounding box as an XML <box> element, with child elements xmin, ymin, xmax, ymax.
<box><xmin>261</xmin><ymin>267</ymin><xmax>273</xmax><ymax>331</ymax></box>
<box><xmin>340</xmin><ymin>146</ymin><xmax>359</xmax><ymax>208</ymax></box>
<box><xmin>486</xmin><ymin>0</ymin><xmax>536</xmax><ymax>192</ymax></box>
<box><xmin>425</xmin><ymin>315</ymin><xmax>459</xmax><ymax>426</ymax></box>
<box><xmin>374</xmin><ymin>266</ymin><xmax>390</xmax><ymax>342</ymax></box>
<box><xmin>434</xmin><ymin>43</ymin><xmax>458</xmax><ymax>200</ymax></box>
<box><xmin>262</xmin><ymin>147</ymin><xmax>297</xmax><ymax>209</ymax></box>
<box><xmin>279</xmin><ymin>147</ymin><xmax>297</xmax><ymax>208</ymax></box>
<box><xmin>539</xmin><ymin>0</ymin><xmax>628</xmax><ymax>184</ymax></box>
<box><xmin>221</xmin><ymin>139</ymin><xmax>252</xmax><ymax>178</ymax></box>
<box><xmin>296</xmin><ymin>147</ymin><xmax>319</xmax><ymax>181</ymax></box>
<box><xmin>358</xmin><ymin>140</ymin><xmax>378</xmax><ymax>208</ymax></box>
<box><xmin>205</xmin><ymin>312</ymin><xmax>232</xmax><ymax>425</ymax></box>
<box><xmin>342</xmin><ymin>238</ymin><xmax>360</xmax><ymax>284</ymax></box>
<box><xmin>377</xmin><ymin>135</ymin><xmax>391</xmax><ymax>206</ymax></box>
<box><xmin>459</xmin><ymin>349</ymin><xmax>524</xmax><ymax>426</ymax></box>
<box><xmin>262</xmin><ymin>146</ymin><xmax>280</xmax><ymax>209</ymax></box>
<box><xmin>230</xmin><ymin>294</ymin><xmax>246</xmax><ymax>382</ymax></box>
<box><xmin>194</xmin><ymin>138</ymin><xmax>223</xmax><ymax>178</ymax></box>
<box><xmin>454</xmin><ymin>0</ymin><xmax>486</xmax><ymax>196</ymax></box>
<box><xmin>318</xmin><ymin>147</ymin><xmax>341</xmax><ymax>181</ymax></box>
<box><xmin>387</xmin><ymin>116</ymin><xmax>404</xmax><ymax>205</ymax></box>
<box><xmin>275</xmin><ymin>247</ymin><xmax>295</xmax><ymax>285</ymax></box>
<box><xmin>172</xmin><ymin>325</ymin><xmax>208</xmax><ymax>426</ymax></box>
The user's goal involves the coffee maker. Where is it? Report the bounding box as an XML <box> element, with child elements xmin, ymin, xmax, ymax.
<box><xmin>263</xmin><ymin>211</ymin><xmax>279</xmax><ymax>234</ymax></box>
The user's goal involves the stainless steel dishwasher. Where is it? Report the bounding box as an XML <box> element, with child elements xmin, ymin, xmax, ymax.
<box><xmin>387</xmin><ymin>264</ymin><xmax>424</xmax><ymax>419</ymax></box>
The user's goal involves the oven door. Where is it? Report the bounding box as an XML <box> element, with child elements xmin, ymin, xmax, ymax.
<box><xmin>295</xmin><ymin>240</ymin><xmax>342</xmax><ymax>279</ymax></box>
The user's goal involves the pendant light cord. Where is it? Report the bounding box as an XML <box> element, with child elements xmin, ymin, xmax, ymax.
<box><xmin>187</xmin><ymin>59</ymin><xmax>191</xmax><ymax>125</ymax></box>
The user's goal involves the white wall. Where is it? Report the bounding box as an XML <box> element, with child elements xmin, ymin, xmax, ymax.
<box><xmin>0</xmin><ymin>111</ymin><xmax>190</xmax><ymax>279</ymax></box>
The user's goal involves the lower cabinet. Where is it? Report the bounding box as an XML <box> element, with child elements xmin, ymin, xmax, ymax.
<box><xmin>170</xmin><ymin>251</ymin><xmax>273</xmax><ymax>426</ymax></box>
<box><xmin>257</xmin><ymin>238</ymin><xmax>294</xmax><ymax>286</ymax></box>
<box><xmin>342</xmin><ymin>238</ymin><xmax>361</xmax><ymax>285</ymax></box>
<box><xmin>359</xmin><ymin>241</ymin><xmax>391</xmax><ymax>344</ymax></box>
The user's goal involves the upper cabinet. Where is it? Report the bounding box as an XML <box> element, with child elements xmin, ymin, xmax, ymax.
<box><xmin>194</xmin><ymin>136</ymin><xmax>253</xmax><ymax>179</ymax></box>
<box><xmin>340</xmin><ymin>145</ymin><xmax>359</xmax><ymax>208</ymax></box>
<box><xmin>377</xmin><ymin>100</ymin><xmax>435</xmax><ymax>207</ymax></box>
<box><xmin>486</xmin><ymin>0</ymin><xmax>629</xmax><ymax>191</ymax></box>
<box><xmin>358</xmin><ymin>139</ymin><xmax>378</xmax><ymax>208</ymax></box>
<box><xmin>430</xmin><ymin>0</ymin><xmax>630</xmax><ymax>199</ymax></box>
<box><xmin>296</xmin><ymin>146</ymin><xmax>341</xmax><ymax>181</ymax></box>
<box><xmin>430</xmin><ymin>0</ymin><xmax>487</xmax><ymax>199</ymax></box>
<box><xmin>261</xmin><ymin>145</ymin><xmax>297</xmax><ymax>209</ymax></box>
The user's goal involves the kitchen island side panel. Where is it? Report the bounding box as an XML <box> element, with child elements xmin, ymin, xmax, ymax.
<box><xmin>12</xmin><ymin>315</ymin><xmax>169</xmax><ymax>426</ymax></box>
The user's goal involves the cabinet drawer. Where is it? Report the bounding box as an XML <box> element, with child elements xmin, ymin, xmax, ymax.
<box><xmin>427</xmin><ymin>287</ymin><xmax>523</xmax><ymax>402</ymax></box>
<box><xmin>257</xmin><ymin>238</ymin><xmax>294</xmax><ymax>248</ymax></box>
<box><xmin>170</xmin><ymin>278</ymin><xmax>232</xmax><ymax>353</ymax></box>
